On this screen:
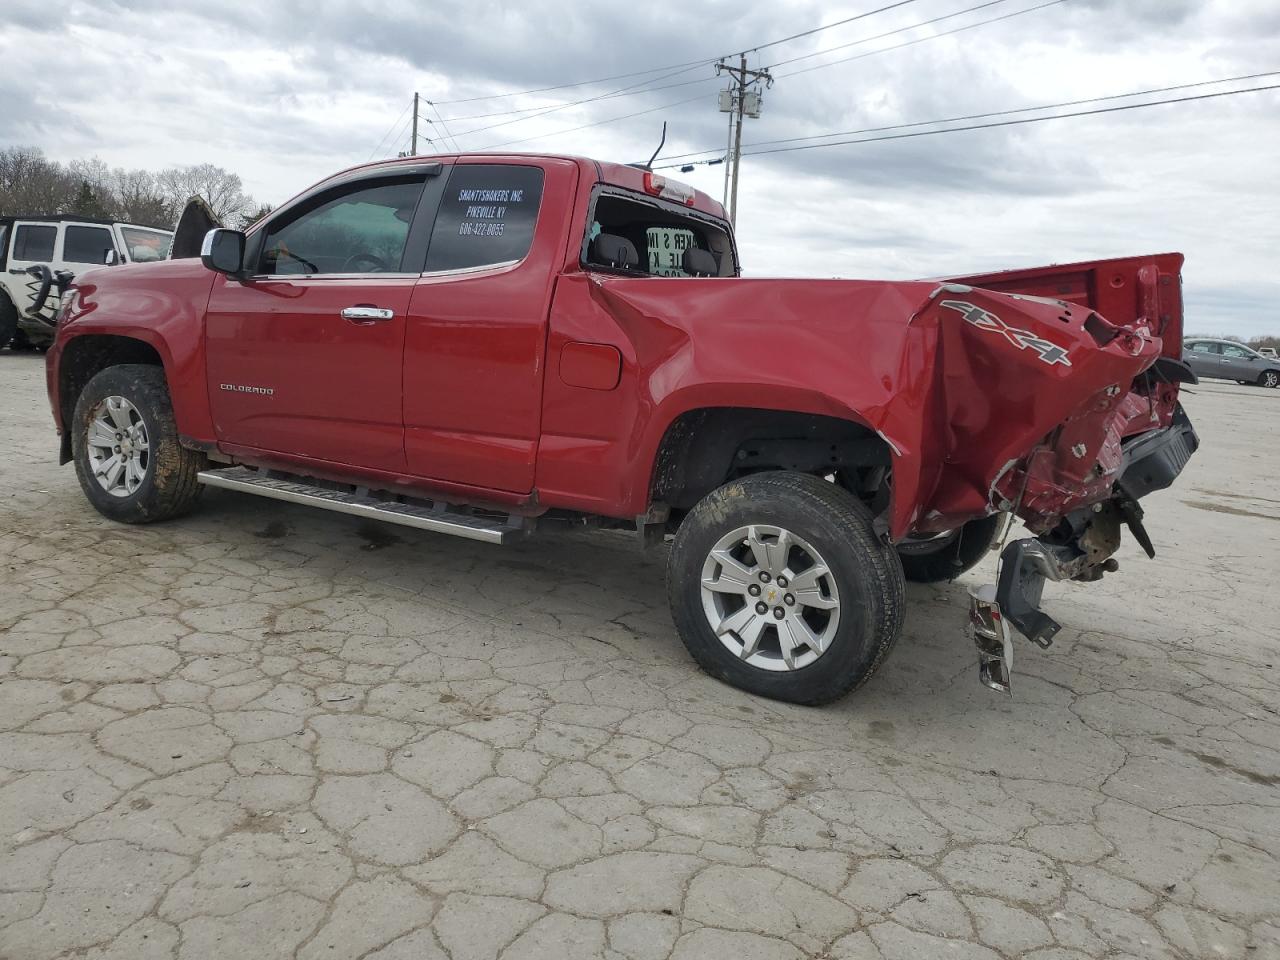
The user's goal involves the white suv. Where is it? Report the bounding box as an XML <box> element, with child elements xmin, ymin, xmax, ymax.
<box><xmin>0</xmin><ymin>216</ymin><xmax>173</xmax><ymax>349</ymax></box>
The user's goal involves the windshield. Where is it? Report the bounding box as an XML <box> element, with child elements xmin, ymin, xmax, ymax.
<box><xmin>120</xmin><ymin>226</ymin><xmax>173</xmax><ymax>262</ymax></box>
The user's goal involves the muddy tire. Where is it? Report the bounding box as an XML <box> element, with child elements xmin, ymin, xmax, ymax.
<box><xmin>667</xmin><ymin>471</ymin><xmax>905</xmax><ymax>705</ymax></box>
<box><xmin>71</xmin><ymin>364</ymin><xmax>205</xmax><ymax>523</ymax></box>
<box><xmin>0</xmin><ymin>293</ymin><xmax>17</xmax><ymax>349</ymax></box>
<box><xmin>896</xmin><ymin>514</ymin><xmax>1002</xmax><ymax>583</ymax></box>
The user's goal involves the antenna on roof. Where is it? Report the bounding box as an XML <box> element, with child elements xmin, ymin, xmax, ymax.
<box><xmin>644</xmin><ymin>122</ymin><xmax>668</xmax><ymax>171</ymax></box>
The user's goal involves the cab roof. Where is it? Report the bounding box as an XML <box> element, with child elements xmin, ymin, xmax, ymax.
<box><xmin>335</xmin><ymin>152</ymin><xmax>729</xmax><ymax>222</ymax></box>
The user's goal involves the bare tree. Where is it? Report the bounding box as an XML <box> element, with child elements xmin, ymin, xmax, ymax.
<box><xmin>0</xmin><ymin>148</ymin><xmax>262</xmax><ymax>229</ymax></box>
<box><xmin>110</xmin><ymin>168</ymin><xmax>176</xmax><ymax>227</ymax></box>
<box><xmin>0</xmin><ymin>147</ymin><xmax>77</xmax><ymax>216</ymax></box>
<box><xmin>156</xmin><ymin>163</ymin><xmax>257</xmax><ymax>224</ymax></box>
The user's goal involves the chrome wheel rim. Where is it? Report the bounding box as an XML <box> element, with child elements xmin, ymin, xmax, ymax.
<box><xmin>86</xmin><ymin>396</ymin><xmax>150</xmax><ymax>498</ymax></box>
<box><xmin>1265</xmin><ymin>372</ymin><xmax>1279</xmax><ymax>388</ymax></box>
<box><xmin>700</xmin><ymin>524</ymin><xmax>841</xmax><ymax>672</ymax></box>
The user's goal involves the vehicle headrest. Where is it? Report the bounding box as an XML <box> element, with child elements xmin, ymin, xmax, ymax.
<box><xmin>682</xmin><ymin>247</ymin><xmax>718</xmax><ymax>277</ymax></box>
<box><xmin>591</xmin><ymin>233</ymin><xmax>639</xmax><ymax>270</ymax></box>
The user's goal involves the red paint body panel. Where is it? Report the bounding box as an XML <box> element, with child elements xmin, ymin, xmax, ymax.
<box><xmin>46</xmin><ymin>152</ymin><xmax>1185</xmax><ymax>546</ymax></box>
<box><xmin>205</xmin><ymin>274</ymin><xmax>413</xmax><ymax>471</ymax></box>
<box><xmin>45</xmin><ymin>258</ymin><xmax>219</xmax><ymax>445</ymax></box>
<box><xmin>402</xmin><ymin>157</ymin><xmax>578</xmax><ymax>492</ymax></box>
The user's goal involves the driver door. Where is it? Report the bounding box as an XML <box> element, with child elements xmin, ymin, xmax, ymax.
<box><xmin>205</xmin><ymin>170</ymin><xmax>439</xmax><ymax>472</ymax></box>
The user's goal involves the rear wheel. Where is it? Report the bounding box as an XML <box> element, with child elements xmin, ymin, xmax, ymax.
<box><xmin>896</xmin><ymin>514</ymin><xmax>1002</xmax><ymax>583</ymax></box>
<box><xmin>667</xmin><ymin>472</ymin><xmax>905</xmax><ymax>704</ymax></box>
<box><xmin>1259</xmin><ymin>370</ymin><xmax>1280</xmax><ymax>389</ymax></box>
<box><xmin>71</xmin><ymin>365</ymin><xmax>206</xmax><ymax>523</ymax></box>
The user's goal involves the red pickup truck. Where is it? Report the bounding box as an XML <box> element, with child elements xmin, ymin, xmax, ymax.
<box><xmin>44</xmin><ymin>153</ymin><xmax>1199</xmax><ymax>703</ymax></box>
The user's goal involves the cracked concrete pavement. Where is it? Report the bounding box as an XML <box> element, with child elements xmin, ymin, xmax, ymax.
<box><xmin>1</xmin><ymin>350</ymin><xmax>1278</xmax><ymax>960</ymax></box>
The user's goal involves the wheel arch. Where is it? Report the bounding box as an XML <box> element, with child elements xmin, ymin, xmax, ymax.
<box><xmin>648</xmin><ymin>405</ymin><xmax>896</xmax><ymax>520</ymax></box>
<box><xmin>56</xmin><ymin>334</ymin><xmax>166</xmax><ymax>463</ymax></box>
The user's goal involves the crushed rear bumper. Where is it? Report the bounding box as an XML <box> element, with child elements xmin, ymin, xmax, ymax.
<box><xmin>969</xmin><ymin>407</ymin><xmax>1199</xmax><ymax>693</ymax></box>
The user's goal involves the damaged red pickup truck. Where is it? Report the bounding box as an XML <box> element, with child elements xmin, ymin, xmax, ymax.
<box><xmin>44</xmin><ymin>154</ymin><xmax>1199</xmax><ymax>703</ymax></box>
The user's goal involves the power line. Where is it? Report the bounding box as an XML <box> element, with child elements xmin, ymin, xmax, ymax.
<box><xmin>742</xmin><ymin>0</ymin><xmax>922</xmax><ymax>54</ymax></box>
<box><xmin>457</xmin><ymin>0</ymin><xmax>1067</xmax><ymax>152</ymax></box>
<box><xmin>657</xmin><ymin>70</ymin><xmax>1280</xmax><ymax>164</ymax></box>
<box><xmin>475</xmin><ymin>94</ymin><xmax>710</xmax><ymax>152</ymax></box>
<box><xmin>766</xmin><ymin>0</ymin><xmax>1009</xmax><ymax>69</ymax></box>
<box><xmin>774</xmin><ymin>0</ymin><xmax>1071</xmax><ymax>79</ymax></box>
<box><xmin>438</xmin><ymin>62</ymin><xmax>715</xmax><ymax>142</ymax></box>
<box><xmin>425</xmin><ymin>106</ymin><xmax>462</xmax><ymax>152</ymax></box>
<box><xmin>366</xmin><ymin>100</ymin><xmax>412</xmax><ymax>161</ymax></box>
<box><xmin>699</xmin><ymin>83</ymin><xmax>1280</xmax><ymax>162</ymax></box>
<box><xmin>429</xmin><ymin>0</ymin><xmax>926</xmax><ymax>108</ymax></box>
<box><xmin>433</xmin><ymin>0</ymin><xmax>1012</xmax><ymax>128</ymax></box>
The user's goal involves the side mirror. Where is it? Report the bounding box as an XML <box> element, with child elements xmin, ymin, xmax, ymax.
<box><xmin>200</xmin><ymin>228</ymin><xmax>246</xmax><ymax>277</ymax></box>
<box><xmin>104</xmin><ymin>249</ymin><xmax>119</xmax><ymax>266</ymax></box>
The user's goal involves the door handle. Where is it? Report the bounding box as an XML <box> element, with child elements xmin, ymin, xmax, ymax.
<box><xmin>341</xmin><ymin>305</ymin><xmax>394</xmax><ymax>323</ymax></box>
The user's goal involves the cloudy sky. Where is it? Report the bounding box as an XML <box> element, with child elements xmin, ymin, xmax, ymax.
<box><xmin>2</xmin><ymin>0</ymin><xmax>1277</xmax><ymax>336</ymax></box>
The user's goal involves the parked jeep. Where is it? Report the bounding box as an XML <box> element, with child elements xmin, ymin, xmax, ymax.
<box><xmin>0</xmin><ymin>215</ymin><xmax>173</xmax><ymax>349</ymax></box>
<box><xmin>42</xmin><ymin>155</ymin><xmax>1198</xmax><ymax>703</ymax></box>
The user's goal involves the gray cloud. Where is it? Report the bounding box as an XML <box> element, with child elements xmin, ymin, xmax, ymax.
<box><xmin>1</xmin><ymin>0</ymin><xmax>1277</xmax><ymax>336</ymax></box>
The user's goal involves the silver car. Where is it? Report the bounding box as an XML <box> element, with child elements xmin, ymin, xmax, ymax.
<box><xmin>1184</xmin><ymin>338</ymin><xmax>1280</xmax><ymax>388</ymax></box>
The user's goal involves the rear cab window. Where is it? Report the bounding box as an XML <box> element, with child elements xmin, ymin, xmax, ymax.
<box><xmin>582</xmin><ymin>189</ymin><xmax>736</xmax><ymax>278</ymax></box>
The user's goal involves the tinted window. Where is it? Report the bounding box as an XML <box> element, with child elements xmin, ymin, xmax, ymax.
<box><xmin>425</xmin><ymin>165</ymin><xmax>544</xmax><ymax>272</ymax></box>
<box><xmin>13</xmin><ymin>224</ymin><xmax>56</xmax><ymax>261</ymax></box>
<box><xmin>260</xmin><ymin>178</ymin><xmax>425</xmax><ymax>275</ymax></box>
<box><xmin>63</xmin><ymin>225</ymin><xmax>116</xmax><ymax>264</ymax></box>
<box><xmin>120</xmin><ymin>227</ymin><xmax>172</xmax><ymax>262</ymax></box>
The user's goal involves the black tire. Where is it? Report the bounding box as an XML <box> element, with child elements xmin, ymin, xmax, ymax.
<box><xmin>896</xmin><ymin>514</ymin><xmax>1002</xmax><ymax>583</ymax></box>
<box><xmin>71</xmin><ymin>364</ymin><xmax>206</xmax><ymax>523</ymax></box>
<box><xmin>1259</xmin><ymin>370</ymin><xmax>1280</xmax><ymax>389</ymax></box>
<box><xmin>667</xmin><ymin>471</ymin><xmax>905</xmax><ymax>705</ymax></box>
<box><xmin>0</xmin><ymin>293</ymin><xmax>17</xmax><ymax>349</ymax></box>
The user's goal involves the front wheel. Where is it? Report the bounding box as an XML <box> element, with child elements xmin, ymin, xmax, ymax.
<box><xmin>896</xmin><ymin>514</ymin><xmax>1002</xmax><ymax>583</ymax></box>
<box><xmin>71</xmin><ymin>364</ymin><xmax>206</xmax><ymax>523</ymax></box>
<box><xmin>667</xmin><ymin>472</ymin><xmax>905</xmax><ymax>705</ymax></box>
<box><xmin>1259</xmin><ymin>370</ymin><xmax>1280</xmax><ymax>389</ymax></box>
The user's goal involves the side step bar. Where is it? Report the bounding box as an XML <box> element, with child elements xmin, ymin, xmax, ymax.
<box><xmin>197</xmin><ymin>466</ymin><xmax>519</xmax><ymax>544</ymax></box>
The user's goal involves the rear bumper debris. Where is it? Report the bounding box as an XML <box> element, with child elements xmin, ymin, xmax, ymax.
<box><xmin>969</xmin><ymin>408</ymin><xmax>1200</xmax><ymax>694</ymax></box>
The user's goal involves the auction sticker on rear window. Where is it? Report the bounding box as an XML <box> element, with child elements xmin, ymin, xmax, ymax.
<box><xmin>647</xmin><ymin>227</ymin><xmax>697</xmax><ymax>277</ymax></box>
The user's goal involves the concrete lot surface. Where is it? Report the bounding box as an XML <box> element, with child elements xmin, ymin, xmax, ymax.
<box><xmin>1</xmin><ymin>351</ymin><xmax>1277</xmax><ymax>960</ymax></box>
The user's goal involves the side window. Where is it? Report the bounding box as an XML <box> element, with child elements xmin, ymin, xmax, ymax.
<box><xmin>63</xmin><ymin>225</ymin><xmax>116</xmax><ymax>265</ymax></box>
<box><xmin>13</xmin><ymin>224</ymin><xmax>56</xmax><ymax>262</ymax></box>
<box><xmin>259</xmin><ymin>177</ymin><xmax>426</xmax><ymax>275</ymax></box>
<box><xmin>1222</xmin><ymin>344</ymin><xmax>1251</xmax><ymax>359</ymax></box>
<box><xmin>1188</xmin><ymin>341</ymin><xmax>1220</xmax><ymax>354</ymax></box>
<box><xmin>425</xmin><ymin>164</ymin><xmax>544</xmax><ymax>272</ymax></box>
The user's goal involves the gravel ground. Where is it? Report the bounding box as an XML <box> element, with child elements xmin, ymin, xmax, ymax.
<box><xmin>1</xmin><ymin>349</ymin><xmax>1277</xmax><ymax>960</ymax></box>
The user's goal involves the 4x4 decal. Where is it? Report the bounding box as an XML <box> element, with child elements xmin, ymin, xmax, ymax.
<box><xmin>941</xmin><ymin>300</ymin><xmax>1072</xmax><ymax>368</ymax></box>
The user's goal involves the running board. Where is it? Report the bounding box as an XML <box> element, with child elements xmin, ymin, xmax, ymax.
<box><xmin>197</xmin><ymin>466</ymin><xmax>519</xmax><ymax>544</ymax></box>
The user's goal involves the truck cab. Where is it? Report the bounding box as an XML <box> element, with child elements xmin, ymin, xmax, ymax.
<box><xmin>0</xmin><ymin>215</ymin><xmax>173</xmax><ymax>349</ymax></box>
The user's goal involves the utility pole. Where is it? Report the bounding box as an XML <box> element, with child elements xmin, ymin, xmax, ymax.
<box><xmin>716</xmin><ymin>56</ymin><xmax>771</xmax><ymax>225</ymax></box>
<box><xmin>410</xmin><ymin>92</ymin><xmax>419</xmax><ymax>156</ymax></box>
